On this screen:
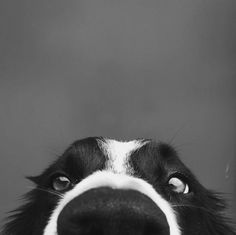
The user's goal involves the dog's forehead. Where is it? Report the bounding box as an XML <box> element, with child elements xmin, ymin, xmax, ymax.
<box><xmin>59</xmin><ymin>137</ymin><xmax>181</xmax><ymax>178</ymax></box>
<box><xmin>62</xmin><ymin>137</ymin><xmax>151</xmax><ymax>174</ymax></box>
<box><xmin>97</xmin><ymin>138</ymin><xmax>149</xmax><ymax>174</ymax></box>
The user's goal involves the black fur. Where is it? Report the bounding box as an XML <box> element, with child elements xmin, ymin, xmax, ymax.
<box><xmin>1</xmin><ymin>137</ymin><xmax>235</xmax><ymax>235</ymax></box>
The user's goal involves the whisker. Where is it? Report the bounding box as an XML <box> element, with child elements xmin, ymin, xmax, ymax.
<box><xmin>26</xmin><ymin>186</ymin><xmax>63</xmax><ymax>198</ymax></box>
<box><xmin>172</xmin><ymin>204</ymin><xmax>215</xmax><ymax>215</ymax></box>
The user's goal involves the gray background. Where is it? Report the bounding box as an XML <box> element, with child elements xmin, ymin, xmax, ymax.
<box><xmin>0</xmin><ymin>0</ymin><xmax>235</xmax><ymax>226</ymax></box>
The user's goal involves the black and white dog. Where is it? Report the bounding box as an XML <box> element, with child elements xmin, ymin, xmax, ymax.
<box><xmin>2</xmin><ymin>137</ymin><xmax>235</xmax><ymax>235</ymax></box>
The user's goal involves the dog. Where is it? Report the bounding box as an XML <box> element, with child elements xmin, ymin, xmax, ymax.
<box><xmin>2</xmin><ymin>137</ymin><xmax>235</xmax><ymax>235</ymax></box>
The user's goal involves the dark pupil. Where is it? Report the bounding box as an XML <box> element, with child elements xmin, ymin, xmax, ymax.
<box><xmin>54</xmin><ymin>177</ymin><xmax>70</xmax><ymax>190</ymax></box>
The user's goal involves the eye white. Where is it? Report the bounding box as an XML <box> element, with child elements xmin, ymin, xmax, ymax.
<box><xmin>168</xmin><ymin>177</ymin><xmax>189</xmax><ymax>194</ymax></box>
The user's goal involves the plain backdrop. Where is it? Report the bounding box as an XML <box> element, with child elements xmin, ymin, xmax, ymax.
<box><xmin>0</xmin><ymin>0</ymin><xmax>236</xmax><ymax>226</ymax></box>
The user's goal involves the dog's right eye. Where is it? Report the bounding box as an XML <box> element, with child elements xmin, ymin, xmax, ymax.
<box><xmin>52</xmin><ymin>175</ymin><xmax>71</xmax><ymax>191</ymax></box>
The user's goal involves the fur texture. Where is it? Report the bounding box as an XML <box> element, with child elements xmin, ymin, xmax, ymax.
<box><xmin>1</xmin><ymin>137</ymin><xmax>235</xmax><ymax>235</ymax></box>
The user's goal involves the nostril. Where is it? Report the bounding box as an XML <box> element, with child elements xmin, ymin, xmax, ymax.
<box><xmin>57</xmin><ymin>187</ymin><xmax>170</xmax><ymax>235</ymax></box>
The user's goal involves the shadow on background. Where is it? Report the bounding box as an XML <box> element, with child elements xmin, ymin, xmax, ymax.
<box><xmin>0</xmin><ymin>0</ymin><xmax>235</xmax><ymax>225</ymax></box>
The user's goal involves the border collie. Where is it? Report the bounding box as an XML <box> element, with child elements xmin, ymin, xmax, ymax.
<box><xmin>2</xmin><ymin>137</ymin><xmax>235</xmax><ymax>235</ymax></box>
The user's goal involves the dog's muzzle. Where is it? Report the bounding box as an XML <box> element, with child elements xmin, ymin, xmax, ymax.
<box><xmin>57</xmin><ymin>187</ymin><xmax>169</xmax><ymax>235</ymax></box>
<box><xmin>43</xmin><ymin>172</ymin><xmax>180</xmax><ymax>235</ymax></box>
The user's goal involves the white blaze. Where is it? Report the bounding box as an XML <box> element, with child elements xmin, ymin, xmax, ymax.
<box><xmin>97</xmin><ymin>139</ymin><xmax>147</xmax><ymax>174</ymax></box>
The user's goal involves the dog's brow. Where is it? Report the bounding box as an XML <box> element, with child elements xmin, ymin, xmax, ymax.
<box><xmin>97</xmin><ymin>138</ymin><xmax>149</xmax><ymax>174</ymax></box>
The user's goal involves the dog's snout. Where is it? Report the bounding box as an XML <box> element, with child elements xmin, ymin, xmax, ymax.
<box><xmin>57</xmin><ymin>187</ymin><xmax>169</xmax><ymax>235</ymax></box>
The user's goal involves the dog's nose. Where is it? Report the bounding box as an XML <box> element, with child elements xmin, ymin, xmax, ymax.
<box><xmin>57</xmin><ymin>187</ymin><xmax>169</xmax><ymax>235</ymax></box>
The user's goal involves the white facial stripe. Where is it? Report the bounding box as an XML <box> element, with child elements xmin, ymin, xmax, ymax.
<box><xmin>97</xmin><ymin>139</ymin><xmax>148</xmax><ymax>174</ymax></box>
<box><xmin>43</xmin><ymin>171</ymin><xmax>181</xmax><ymax>235</ymax></box>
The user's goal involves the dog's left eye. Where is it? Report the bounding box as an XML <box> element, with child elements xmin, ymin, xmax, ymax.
<box><xmin>52</xmin><ymin>175</ymin><xmax>71</xmax><ymax>191</ymax></box>
<box><xmin>168</xmin><ymin>176</ymin><xmax>190</xmax><ymax>194</ymax></box>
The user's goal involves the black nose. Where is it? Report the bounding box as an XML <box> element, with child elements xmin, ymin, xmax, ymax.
<box><xmin>57</xmin><ymin>187</ymin><xmax>169</xmax><ymax>235</ymax></box>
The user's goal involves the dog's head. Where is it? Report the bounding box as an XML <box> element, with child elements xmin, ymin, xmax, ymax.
<box><xmin>2</xmin><ymin>137</ymin><xmax>235</xmax><ymax>235</ymax></box>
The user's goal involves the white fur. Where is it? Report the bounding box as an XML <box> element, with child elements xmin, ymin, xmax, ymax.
<box><xmin>43</xmin><ymin>171</ymin><xmax>181</xmax><ymax>235</ymax></box>
<box><xmin>97</xmin><ymin>139</ymin><xmax>147</xmax><ymax>174</ymax></box>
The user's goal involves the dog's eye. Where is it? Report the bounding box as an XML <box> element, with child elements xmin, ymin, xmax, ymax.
<box><xmin>52</xmin><ymin>175</ymin><xmax>71</xmax><ymax>191</ymax></box>
<box><xmin>168</xmin><ymin>176</ymin><xmax>189</xmax><ymax>194</ymax></box>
